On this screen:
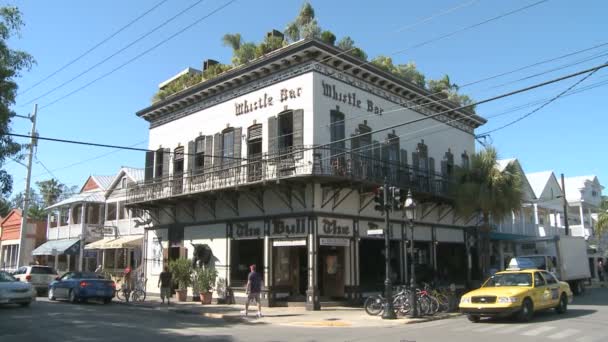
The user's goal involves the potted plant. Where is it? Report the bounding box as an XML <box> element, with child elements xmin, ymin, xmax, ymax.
<box><xmin>169</xmin><ymin>259</ymin><xmax>193</xmax><ymax>302</ymax></box>
<box><xmin>193</xmin><ymin>267</ymin><xmax>218</xmax><ymax>304</ymax></box>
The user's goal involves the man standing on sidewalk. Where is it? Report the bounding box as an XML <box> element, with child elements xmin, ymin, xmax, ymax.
<box><xmin>158</xmin><ymin>266</ymin><xmax>173</xmax><ymax>305</ymax></box>
<box><xmin>244</xmin><ymin>264</ymin><xmax>263</xmax><ymax>318</ymax></box>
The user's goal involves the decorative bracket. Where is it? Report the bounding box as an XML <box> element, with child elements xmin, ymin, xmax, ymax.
<box><xmin>292</xmin><ymin>185</ymin><xmax>306</xmax><ymax>209</ymax></box>
<box><xmin>160</xmin><ymin>206</ymin><xmax>177</xmax><ymax>223</ymax></box>
<box><xmin>200</xmin><ymin>197</ymin><xmax>216</xmax><ymax>219</ymax></box>
<box><xmin>321</xmin><ymin>187</ymin><xmax>339</xmax><ymax>209</ymax></box>
<box><xmin>333</xmin><ymin>188</ymin><xmax>355</xmax><ymax>211</ymax></box>
<box><xmin>272</xmin><ymin>187</ymin><xmax>293</xmax><ymax>211</ymax></box>
<box><xmin>420</xmin><ymin>203</ymin><xmax>438</xmax><ymax>220</ymax></box>
<box><xmin>244</xmin><ymin>189</ymin><xmax>265</xmax><ymax>214</ymax></box>
<box><xmin>182</xmin><ymin>200</ymin><xmax>196</xmax><ymax>222</ymax></box>
<box><xmin>220</xmin><ymin>192</ymin><xmax>239</xmax><ymax>217</ymax></box>
<box><xmin>359</xmin><ymin>191</ymin><xmax>374</xmax><ymax>214</ymax></box>
<box><xmin>437</xmin><ymin>205</ymin><xmax>453</xmax><ymax>222</ymax></box>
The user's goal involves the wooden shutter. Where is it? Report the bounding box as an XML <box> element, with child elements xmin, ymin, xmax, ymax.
<box><xmin>213</xmin><ymin>132</ymin><xmax>222</xmax><ymax>170</ymax></box>
<box><xmin>293</xmin><ymin>109</ymin><xmax>304</xmax><ymax>159</ymax></box>
<box><xmin>233</xmin><ymin>127</ymin><xmax>242</xmax><ymax>168</ymax></box>
<box><xmin>268</xmin><ymin>116</ymin><xmax>278</xmax><ymax>161</ymax></box>
<box><xmin>162</xmin><ymin>148</ymin><xmax>170</xmax><ymax>179</ymax></box>
<box><xmin>204</xmin><ymin>135</ymin><xmax>213</xmax><ymax>172</ymax></box>
<box><xmin>187</xmin><ymin>140</ymin><xmax>195</xmax><ymax>175</ymax></box>
<box><xmin>144</xmin><ymin>151</ymin><xmax>154</xmax><ymax>182</ymax></box>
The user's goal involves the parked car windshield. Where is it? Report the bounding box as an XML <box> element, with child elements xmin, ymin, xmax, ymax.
<box><xmin>31</xmin><ymin>266</ymin><xmax>56</xmax><ymax>274</ymax></box>
<box><xmin>483</xmin><ymin>273</ymin><xmax>532</xmax><ymax>287</ymax></box>
<box><xmin>0</xmin><ymin>271</ymin><xmax>17</xmax><ymax>282</ymax></box>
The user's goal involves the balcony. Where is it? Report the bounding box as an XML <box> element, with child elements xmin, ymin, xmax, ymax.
<box><xmin>127</xmin><ymin>146</ymin><xmax>452</xmax><ymax>205</ymax></box>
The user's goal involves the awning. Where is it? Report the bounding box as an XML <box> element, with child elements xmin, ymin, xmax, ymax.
<box><xmin>32</xmin><ymin>239</ymin><xmax>80</xmax><ymax>256</ymax></box>
<box><xmin>489</xmin><ymin>232</ymin><xmax>536</xmax><ymax>241</ymax></box>
<box><xmin>84</xmin><ymin>235</ymin><xmax>143</xmax><ymax>250</ymax></box>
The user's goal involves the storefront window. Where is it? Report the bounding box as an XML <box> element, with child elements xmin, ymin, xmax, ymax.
<box><xmin>230</xmin><ymin>240</ymin><xmax>263</xmax><ymax>287</ymax></box>
<box><xmin>359</xmin><ymin>240</ymin><xmax>401</xmax><ymax>290</ymax></box>
<box><xmin>105</xmin><ymin>249</ymin><xmax>115</xmax><ymax>268</ymax></box>
<box><xmin>116</xmin><ymin>249</ymin><xmax>126</xmax><ymax>269</ymax></box>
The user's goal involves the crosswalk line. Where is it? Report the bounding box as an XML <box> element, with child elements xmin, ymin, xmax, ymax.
<box><xmin>472</xmin><ymin>324</ymin><xmax>509</xmax><ymax>332</ymax></box>
<box><xmin>495</xmin><ymin>324</ymin><xmax>529</xmax><ymax>334</ymax></box>
<box><xmin>522</xmin><ymin>326</ymin><xmax>557</xmax><ymax>336</ymax></box>
<box><xmin>548</xmin><ymin>329</ymin><xmax>579</xmax><ymax>340</ymax></box>
<box><xmin>576</xmin><ymin>336</ymin><xmax>602</xmax><ymax>342</ymax></box>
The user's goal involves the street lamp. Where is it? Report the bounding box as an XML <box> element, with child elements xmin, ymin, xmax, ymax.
<box><xmin>404</xmin><ymin>190</ymin><xmax>418</xmax><ymax>318</ymax></box>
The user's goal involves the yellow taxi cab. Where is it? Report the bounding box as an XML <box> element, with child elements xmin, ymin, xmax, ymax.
<box><xmin>459</xmin><ymin>268</ymin><xmax>573</xmax><ymax>323</ymax></box>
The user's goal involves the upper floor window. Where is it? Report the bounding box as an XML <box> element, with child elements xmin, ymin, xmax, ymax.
<box><xmin>278</xmin><ymin>111</ymin><xmax>293</xmax><ymax>152</ymax></box>
<box><xmin>155</xmin><ymin>148</ymin><xmax>165</xmax><ymax>179</ymax></box>
<box><xmin>60</xmin><ymin>209</ymin><xmax>69</xmax><ymax>226</ymax></box>
<box><xmin>222</xmin><ymin>128</ymin><xmax>235</xmax><ymax>167</ymax></box>
<box><xmin>118</xmin><ymin>201</ymin><xmax>127</xmax><ymax>220</ymax></box>
<box><xmin>592</xmin><ymin>190</ymin><xmax>598</xmax><ymax>197</ymax></box>
<box><xmin>72</xmin><ymin>205</ymin><xmax>82</xmax><ymax>224</ymax></box>
<box><xmin>194</xmin><ymin>136</ymin><xmax>205</xmax><ymax>172</ymax></box>
<box><xmin>268</xmin><ymin>109</ymin><xmax>304</xmax><ymax>159</ymax></box>
<box><xmin>120</xmin><ymin>177</ymin><xmax>127</xmax><ymax>189</ymax></box>
<box><xmin>173</xmin><ymin>146</ymin><xmax>184</xmax><ymax>176</ymax></box>
<box><xmin>330</xmin><ymin>109</ymin><xmax>345</xmax><ymax>150</ymax></box>
<box><xmin>106</xmin><ymin>202</ymin><xmax>117</xmax><ymax>221</ymax></box>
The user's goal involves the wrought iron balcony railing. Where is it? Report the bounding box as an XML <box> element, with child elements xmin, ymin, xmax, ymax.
<box><xmin>126</xmin><ymin>146</ymin><xmax>452</xmax><ymax>204</ymax></box>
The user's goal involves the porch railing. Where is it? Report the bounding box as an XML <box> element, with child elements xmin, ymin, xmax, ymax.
<box><xmin>127</xmin><ymin>146</ymin><xmax>452</xmax><ymax>204</ymax></box>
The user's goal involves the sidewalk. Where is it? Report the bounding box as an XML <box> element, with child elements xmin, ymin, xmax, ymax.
<box><xmin>115</xmin><ymin>296</ymin><xmax>460</xmax><ymax>327</ymax></box>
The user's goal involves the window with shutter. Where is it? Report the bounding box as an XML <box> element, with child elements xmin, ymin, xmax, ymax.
<box><xmin>173</xmin><ymin>146</ymin><xmax>184</xmax><ymax>175</ymax></box>
<box><xmin>213</xmin><ymin>133</ymin><xmax>222</xmax><ymax>170</ymax></box>
<box><xmin>204</xmin><ymin>135</ymin><xmax>213</xmax><ymax>172</ymax></box>
<box><xmin>248</xmin><ymin>124</ymin><xmax>263</xmax><ymax>181</ymax></box>
<box><xmin>293</xmin><ymin>109</ymin><xmax>304</xmax><ymax>159</ymax></box>
<box><xmin>330</xmin><ymin>109</ymin><xmax>345</xmax><ymax>174</ymax></box>
<box><xmin>278</xmin><ymin>110</ymin><xmax>294</xmax><ymax>153</ymax></box>
<box><xmin>154</xmin><ymin>148</ymin><xmax>164</xmax><ymax>179</ymax></box>
<box><xmin>194</xmin><ymin>137</ymin><xmax>205</xmax><ymax>174</ymax></box>
<box><xmin>187</xmin><ymin>141</ymin><xmax>195</xmax><ymax>175</ymax></box>
<box><xmin>268</xmin><ymin>116</ymin><xmax>278</xmax><ymax>161</ymax></box>
<box><xmin>221</xmin><ymin>128</ymin><xmax>235</xmax><ymax>169</ymax></box>
<box><xmin>145</xmin><ymin>151</ymin><xmax>154</xmax><ymax>182</ymax></box>
<box><xmin>233</xmin><ymin>127</ymin><xmax>242</xmax><ymax>169</ymax></box>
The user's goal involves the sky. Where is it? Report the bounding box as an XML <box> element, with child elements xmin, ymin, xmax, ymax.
<box><xmin>3</xmin><ymin>0</ymin><xmax>608</xmax><ymax>197</ymax></box>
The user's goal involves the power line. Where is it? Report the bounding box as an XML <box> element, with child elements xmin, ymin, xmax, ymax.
<box><xmin>17</xmin><ymin>0</ymin><xmax>170</xmax><ymax>96</ymax></box>
<box><xmin>21</xmin><ymin>0</ymin><xmax>207</xmax><ymax>106</ymax></box>
<box><xmin>6</xmin><ymin>63</ymin><xmax>607</xmax><ymax>169</ymax></box>
<box><xmin>38</xmin><ymin>0</ymin><xmax>236</xmax><ymax>110</ymax></box>
<box><xmin>34</xmin><ymin>156</ymin><xmax>59</xmax><ymax>181</ymax></box>
<box><xmin>326</xmin><ymin>42</ymin><xmax>608</xmax><ymax>130</ymax></box>
<box><xmin>395</xmin><ymin>0</ymin><xmax>481</xmax><ymax>33</ymax></box>
<box><xmin>477</xmin><ymin>61</ymin><xmax>606</xmax><ymax>136</ymax></box>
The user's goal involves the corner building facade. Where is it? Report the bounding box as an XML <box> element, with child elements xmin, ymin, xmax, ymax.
<box><xmin>128</xmin><ymin>39</ymin><xmax>486</xmax><ymax>309</ymax></box>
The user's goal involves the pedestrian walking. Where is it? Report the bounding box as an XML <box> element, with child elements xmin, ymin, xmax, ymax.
<box><xmin>243</xmin><ymin>264</ymin><xmax>263</xmax><ymax>318</ymax></box>
<box><xmin>598</xmin><ymin>260</ymin><xmax>605</xmax><ymax>282</ymax></box>
<box><xmin>158</xmin><ymin>266</ymin><xmax>173</xmax><ymax>305</ymax></box>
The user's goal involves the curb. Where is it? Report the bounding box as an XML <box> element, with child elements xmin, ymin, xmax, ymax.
<box><xmin>404</xmin><ymin>312</ymin><xmax>462</xmax><ymax>324</ymax></box>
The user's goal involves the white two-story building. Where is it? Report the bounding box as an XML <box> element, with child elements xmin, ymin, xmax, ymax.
<box><xmin>127</xmin><ymin>38</ymin><xmax>486</xmax><ymax>308</ymax></box>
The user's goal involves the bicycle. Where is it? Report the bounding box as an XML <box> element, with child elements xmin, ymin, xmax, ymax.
<box><xmin>116</xmin><ymin>275</ymin><xmax>147</xmax><ymax>303</ymax></box>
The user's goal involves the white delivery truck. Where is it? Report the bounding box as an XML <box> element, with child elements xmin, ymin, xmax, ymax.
<box><xmin>509</xmin><ymin>235</ymin><xmax>590</xmax><ymax>295</ymax></box>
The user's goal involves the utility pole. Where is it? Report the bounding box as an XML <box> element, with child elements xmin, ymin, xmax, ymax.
<box><xmin>16</xmin><ymin>104</ymin><xmax>38</xmax><ymax>268</ymax></box>
<box><xmin>561</xmin><ymin>173</ymin><xmax>570</xmax><ymax>236</ymax></box>
<box><xmin>382</xmin><ymin>179</ymin><xmax>396</xmax><ymax>319</ymax></box>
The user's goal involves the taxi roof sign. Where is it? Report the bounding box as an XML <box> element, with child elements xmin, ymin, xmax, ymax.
<box><xmin>507</xmin><ymin>257</ymin><xmax>537</xmax><ymax>271</ymax></box>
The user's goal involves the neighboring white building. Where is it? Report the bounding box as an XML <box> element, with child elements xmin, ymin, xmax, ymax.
<box><xmin>35</xmin><ymin>169</ymin><xmax>147</xmax><ymax>274</ymax></box>
<box><xmin>526</xmin><ymin>171</ymin><xmax>565</xmax><ymax>237</ymax></box>
<box><xmin>563</xmin><ymin>175</ymin><xmax>604</xmax><ymax>239</ymax></box>
<box><xmin>128</xmin><ymin>38</ymin><xmax>486</xmax><ymax>308</ymax></box>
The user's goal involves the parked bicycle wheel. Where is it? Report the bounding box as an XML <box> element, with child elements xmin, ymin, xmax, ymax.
<box><xmin>417</xmin><ymin>295</ymin><xmax>432</xmax><ymax>316</ymax></box>
<box><xmin>393</xmin><ymin>294</ymin><xmax>410</xmax><ymax>316</ymax></box>
<box><xmin>364</xmin><ymin>295</ymin><xmax>385</xmax><ymax>316</ymax></box>
<box><xmin>116</xmin><ymin>288</ymin><xmax>125</xmax><ymax>301</ymax></box>
<box><xmin>131</xmin><ymin>289</ymin><xmax>146</xmax><ymax>303</ymax></box>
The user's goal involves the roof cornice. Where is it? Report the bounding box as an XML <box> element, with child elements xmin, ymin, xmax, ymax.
<box><xmin>137</xmin><ymin>39</ymin><xmax>486</xmax><ymax>129</ymax></box>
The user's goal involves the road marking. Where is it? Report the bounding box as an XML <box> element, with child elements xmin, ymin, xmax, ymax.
<box><xmin>576</xmin><ymin>336</ymin><xmax>602</xmax><ymax>342</ymax></box>
<box><xmin>494</xmin><ymin>324</ymin><xmax>529</xmax><ymax>334</ymax></box>
<box><xmin>548</xmin><ymin>329</ymin><xmax>579</xmax><ymax>340</ymax></box>
<box><xmin>522</xmin><ymin>326</ymin><xmax>557</xmax><ymax>336</ymax></box>
<box><xmin>472</xmin><ymin>324</ymin><xmax>509</xmax><ymax>332</ymax></box>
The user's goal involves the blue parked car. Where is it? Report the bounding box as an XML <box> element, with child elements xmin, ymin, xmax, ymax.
<box><xmin>48</xmin><ymin>272</ymin><xmax>115</xmax><ymax>304</ymax></box>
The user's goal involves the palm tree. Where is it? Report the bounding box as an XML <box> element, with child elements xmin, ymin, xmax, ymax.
<box><xmin>221</xmin><ymin>33</ymin><xmax>241</xmax><ymax>51</ymax></box>
<box><xmin>451</xmin><ymin>147</ymin><xmax>524</xmax><ymax>279</ymax></box>
<box><xmin>596</xmin><ymin>198</ymin><xmax>608</xmax><ymax>237</ymax></box>
<box><xmin>36</xmin><ymin>178</ymin><xmax>67</xmax><ymax>208</ymax></box>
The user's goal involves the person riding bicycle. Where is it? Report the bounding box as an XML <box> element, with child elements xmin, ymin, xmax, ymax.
<box><xmin>122</xmin><ymin>267</ymin><xmax>134</xmax><ymax>302</ymax></box>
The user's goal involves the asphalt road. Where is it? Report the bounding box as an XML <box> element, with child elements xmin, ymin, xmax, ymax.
<box><xmin>1</xmin><ymin>288</ymin><xmax>607</xmax><ymax>342</ymax></box>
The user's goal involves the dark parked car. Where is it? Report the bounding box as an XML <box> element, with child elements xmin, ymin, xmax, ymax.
<box><xmin>48</xmin><ymin>272</ymin><xmax>115</xmax><ymax>304</ymax></box>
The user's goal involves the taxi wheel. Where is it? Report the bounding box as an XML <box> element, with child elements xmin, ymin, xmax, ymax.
<box><xmin>517</xmin><ymin>298</ymin><xmax>534</xmax><ymax>322</ymax></box>
<box><xmin>467</xmin><ymin>314</ymin><xmax>480</xmax><ymax>323</ymax></box>
<box><xmin>555</xmin><ymin>294</ymin><xmax>567</xmax><ymax>314</ymax></box>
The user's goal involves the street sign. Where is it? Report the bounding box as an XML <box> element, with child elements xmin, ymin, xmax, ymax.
<box><xmin>367</xmin><ymin>229</ymin><xmax>384</xmax><ymax>235</ymax></box>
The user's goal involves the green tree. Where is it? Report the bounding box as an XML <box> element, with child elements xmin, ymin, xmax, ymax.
<box><xmin>451</xmin><ymin>147</ymin><xmax>524</xmax><ymax>279</ymax></box>
<box><xmin>336</xmin><ymin>36</ymin><xmax>367</xmax><ymax>60</ymax></box>
<box><xmin>10</xmin><ymin>189</ymin><xmax>45</xmax><ymax>219</ymax></box>
<box><xmin>0</xmin><ymin>197</ymin><xmax>9</xmax><ymax>217</ymax></box>
<box><xmin>320</xmin><ymin>30</ymin><xmax>336</xmax><ymax>45</ymax></box>
<box><xmin>255</xmin><ymin>35</ymin><xmax>285</xmax><ymax>58</ymax></box>
<box><xmin>284</xmin><ymin>2</ymin><xmax>316</xmax><ymax>42</ymax></box>
<box><xmin>596</xmin><ymin>197</ymin><xmax>608</xmax><ymax>237</ymax></box>
<box><xmin>36</xmin><ymin>178</ymin><xmax>69</xmax><ymax>208</ymax></box>
<box><xmin>395</xmin><ymin>62</ymin><xmax>426</xmax><ymax>88</ymax></box>
<box><xmin>221</xmin><ymin>33</ymin><xmax>242</xmax><ymax>51</ymax></box>
<box><xmin>0</xmin><ymin>7</ymin><xmax>35</xmax><ymax>197</ymax></box>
